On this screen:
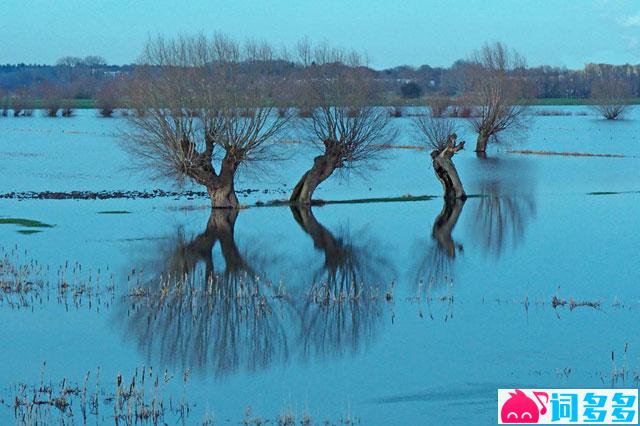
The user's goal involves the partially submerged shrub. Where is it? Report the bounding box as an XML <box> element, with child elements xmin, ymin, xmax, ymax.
<box><xmin>449</xmin><ymin>105</ymin><xmax>475</xmax><ymax>118</ymax></box>
<box><xmin>61</xmin><ymin>101</ymin><xmax>74</xmax><ymax>117</ymax></box>
<box><xmin>42</xmin><ymin>99</ymin><xmax>61</xmax><ymax>117</ymax></box>
<box><xmin>96</xmin><ymin>84</ymin><xmax>119</xmax><ymax>117</ymax></box>
<box><xmin>427</xmin><ymin>97</ymin><xmax>450</xmax><ymax>117</ymax></box>
<box><xmin>591</xmin><ymin>77</ymin><xmax>633</xmax><ymax>120</ymax></box>
<box><xmin>40</xmin><ymin>83</ymin><xmax>63</xmax><ymax>117</ymax></box>
<box><xmin>11</xmin><ymin>98</ymin><xmax>33</xmax><ymax>117</ymax></box>
<box><xmin>0</xmin><ymin>91</ymin><xmax>7</xmax><ymax>117</ymax></box>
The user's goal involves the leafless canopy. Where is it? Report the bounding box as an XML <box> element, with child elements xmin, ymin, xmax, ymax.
<box><xmin>289</xmin><ymin>41</ymin><xmax>396</xmax><ymax>204</ymax></box>
<box><xmin>413</xmin><ymin>113</ymin><xmax>457</xmax><ymax>151</ymax></box>
<box><xmin>413</xmin><ymin>109</ymin><xmax>465</xmax><ymax>199</ymax></box>
<box><xmin>426</xmin><ymin>97</ymin><xmax>451</xmax><ymax>118</ymax></box>
<box><xmin>296</xmin><ymin>41</ymin><xmax>394</xmax><ymax>168</ymax></box>
<box><xmin>467</xmin><ymin>42</ymin><xmax>528</xmax><ymax>151</ymax></box>
<box><xmin>591</xmin><ymin>76</ymin><xmax>633</xmax><ymax>120</ymax></box>
<box><xmin>124</xmin><ymin>33</ymin><xmax>291</xmax><ymax>207</ymax></box>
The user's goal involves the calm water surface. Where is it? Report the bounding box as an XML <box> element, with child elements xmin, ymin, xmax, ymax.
<box><xmin>0</xmin><ymin>107</ymin><xmax>638</xmax><ymax>424</ymax></box>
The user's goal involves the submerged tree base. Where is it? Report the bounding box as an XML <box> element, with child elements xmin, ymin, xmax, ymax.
<box><xmin>431</xmin><ymin>141</ymin><xmax>466</xmax><ymax>200</ymax></box>
<box><xmin>475</xmin><ymin>133</ymin><xmax>489</xmax><ymax>153</ymax></box>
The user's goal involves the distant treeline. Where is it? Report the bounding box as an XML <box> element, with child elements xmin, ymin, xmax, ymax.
<box><xmin>0</xmin><ymin>55</ymin><xmax>638</xmax><ymax>106</ymax></box>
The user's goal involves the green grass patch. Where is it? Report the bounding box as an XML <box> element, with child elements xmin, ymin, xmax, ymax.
<box><xmin>0</xmin><ymin>218</ymin><xmax>54</xmax><ymax>228</ymax></box>
<box><xmin>260</xmin><ymin>194</ymin><xmax>436</xmax><ymax>207</ymax></box>
<box><xmin>587</xmin><ymin>191</ymin><xmax>640</xmax><ymax>196</ymax></box>
<box><xmin>321</xmin><ymin>195</ymin><xmax>436</xmax><ymax>205</ymax></box>
<box><xmin>30</xmin><ymin>98</ymin><xmax>98</xmax><ymax>109</ymax></box>
<box><xmin>97</xmin><ymin>210</ymin><xmax>131</xmax><ymax>214</ymax></box>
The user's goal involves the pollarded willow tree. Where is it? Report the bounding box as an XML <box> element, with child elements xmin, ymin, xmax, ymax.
<box><xmin>467</xmin><ymin>42</ymin><xmax>528</xmax><ymax>153</ymax></box>
<box><xmin>289</xmin><ymin>42</ymin><xmax>396</xmax><ymax>205</ymax></box>
<box><xmin>591</xmin><ymin>76</ymin><xmax>634</xmax><ymax>120</ymax></box>
<box><xmin>124</xmin><ymin>33</ymin><xmax>291</xmax><ymax>208</ymax></box>
<box><xmin>413</xmin><ymin>113</ymin><xmax>466</xmax><ymax>200</ymax></box>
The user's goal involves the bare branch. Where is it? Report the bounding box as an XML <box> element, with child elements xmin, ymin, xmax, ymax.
<box><xmin>591</xmin><ymin>76</ymin><xmax>633</xmax><ymax>120</ymax></box>
<box><xmin>122</xmin><ymin>33</ymin><xmax>291</xmax><ymax>208</ymax></box>
<box><xmin>466</xmin><ymin>42</ymin><xmax>529</xmax><ymax>152</ymax></box>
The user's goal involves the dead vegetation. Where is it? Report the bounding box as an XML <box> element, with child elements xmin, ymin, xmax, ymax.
<box><xmin>531</xmin><ymin>109</ymin><xmax>574</xmax><ymax>116</ymax></box>
<box><xmin>0</xmin><ymin>246</ymin><xmax>115</xmax><ymax>310</ymax></box>
<box><xmin>551</xmin><ymin>295</ymin><xmax>600</xmax><ymax>310</ymax></box>
<box><xmin>11</xmin><ymin>364</ymin><xmax>192</xmax><ymax>425</ymax></box>
<box><xmin>507</xmin><ymin>149</ymin><xmax>626</xmax><ymax>158</ymax></box>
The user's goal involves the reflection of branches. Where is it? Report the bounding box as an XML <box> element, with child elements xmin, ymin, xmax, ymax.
<box><xmin>467</xmin><ymin>155</ymin><xmax>536</xmax><ymax>258</ymax></box>
<box><xmin>416</xmin><ymin>198</ymin><xmax>465</xmax><ymax>290</ymax></box>
<box><xmin>290</xmin><ymin>206</ymin><xmax>390</xmax><ymax>359</ymax></box>
<box><xmin>122</xmin><ymin>209</ymin><xmax>289</xmax><ymax>378</ymax></box>
<box><xmin>473</xmin><ymin>181</ymin><xmax>536</xmax><ymax>258</ymax></box>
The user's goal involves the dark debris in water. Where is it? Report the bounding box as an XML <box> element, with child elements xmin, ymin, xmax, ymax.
<box><xmin>0</xmin><ymin>188</ymin><xmax>286</xmax><ymax>201</ymax></box>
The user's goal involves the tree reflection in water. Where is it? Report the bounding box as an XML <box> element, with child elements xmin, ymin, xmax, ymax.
<box><xmin>471</xmin><ymin>157</ymin><xmax>536</xmax><ymax>258</ymax></box>
<box><xmin>414</xmin><ymin>198</ymin><xmax>464</xmax><ymax>320</ymax></box>
<box><xmin>122</xmin><ymin>207</ymin><xmax>393</xmax><ymax>378</ymax></box>
<box><xmin>290</xmin><ymin>206</ymin><xmax>392</xmax><ymax>359</ymax></box>
<box><xmin>123</xmin><ymin>209</ymin><xmax>290</xmax><ymax>378</ymax></box>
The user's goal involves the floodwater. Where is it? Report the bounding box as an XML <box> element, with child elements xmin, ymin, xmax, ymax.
<box><xmin>0</xmin><ymin>107</ymin><xmax>639</xmax><ymax>424</ymax></box>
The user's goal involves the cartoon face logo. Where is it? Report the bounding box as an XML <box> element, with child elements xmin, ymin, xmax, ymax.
<box><xmin>501</xmin><ymin>389</ymin><xmax>548</xmax><ymax>423</ymax></box>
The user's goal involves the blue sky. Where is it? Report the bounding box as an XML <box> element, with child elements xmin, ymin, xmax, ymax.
<box><xmin>0</xmin><ymin>0</ymin><xmax>638</xmax><ymax>69</ymax></box>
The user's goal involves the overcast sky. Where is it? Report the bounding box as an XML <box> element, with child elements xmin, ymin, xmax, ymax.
<box><xmin>1</xmin><ymin>0</ymin><xmax>639</xmax><ymax>69</ymax></box>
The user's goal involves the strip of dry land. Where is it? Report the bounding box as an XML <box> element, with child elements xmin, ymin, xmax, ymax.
<box><xmin>507</xmin><ymin>149</ymin><xmax>626</xmax><ymax>158</ymax></box>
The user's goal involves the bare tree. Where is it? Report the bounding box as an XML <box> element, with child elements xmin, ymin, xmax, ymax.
<box><xmin>82</xmin><ymin>55</ymin><xmax>107</xmax><ymax>67</ymax></box>
<box><xmin>56</xmin><ymin>56</ymin><xmax>83</xmax><ymax>67</ymax></box>
<box><xmin>290</xmin><ymin>42</ymin><xmax>395</xmax><ymax>205</ymax></box>
<box><xmin>96</xmin><ymin>82</ymin><xmax>119</xmax><ymax>117</ymax></box>
<box><xmin>591</xmin><ymin>76</ymin><xmax>633</xmax><ymax>120</ymax></box>
<box><xmin>467</xmin><ymin>42</ymin><xmax>528</xmax><ymax>153</ymax></box>
<box><xmin>413</xmin><ymin>114</ymin><xmax>466</xmax><ymax>199</ymax></box>
<box><xmin>426</xmin><ymin>97</ymin><xmax>450</xmax><ymax>117</ymax></box>
<box><xmin>40</xmin><ymin>82</ymin><xmax>62</xmax><ymax>117</ymax></box>
<box><xmin>124</xmin><ymin>33</ymin><xmax>291</xmax><ymax>208</ymax></box>
<box><xmin>0</xmin><ymin>88</ymin><xmax>8</xmax><ymax>117</ymax></box>
<box><xmin>11</xmin><ymin>96</ymin><xmax>33</xmax><ymax>117</ymax></box>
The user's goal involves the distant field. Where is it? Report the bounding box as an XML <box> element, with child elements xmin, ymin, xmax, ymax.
<box><xmin>525</xmin><ymin>98</ymin><xmax>640</xmax><ymax>106</ymax></box>
<box><xmin>0</xmin><ymin>98</ymin><xmax>99</xmax><ymax>109</ymax></box>
<box><xmin>383</xmin><ymin>95</ymin><xmax>640</xmax><ymax>107</ymax></box>
<box><xmin>2</xmin><ymin>97</ymin><xmax>640</xmax><ymax>110</ymax></box>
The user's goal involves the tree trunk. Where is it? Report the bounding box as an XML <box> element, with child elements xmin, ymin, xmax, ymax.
<box><xmin>432</xmin><ymin>197</ymin><xmax>465</xmax><ymax>258</ymax></box>
<box><xmin>290</xmin><ymin>154</ymin><xmax>338</xmax><ymax>205</ymax></box>
<box><xmin>431</xmin><ymin>142</ymin><xmax>466</xmax><ymax>200</ymax></box>
<box><xmin>206</xmin><ymin>177</ymin><xmax>239</xmax><ymax>209</ymax></box>
<box><xmin>205</xmin><ymin>153</ymin><xmax>240</xmax><ymax>209</ymax></box>
<box><xmin>290</xmin><ymin>205</ymin><xmax>340</xmax><ymax>256</ymax></box>
<box><xmin>290</xmin><ymin>205</ymin><xmax>355</xmax><ymax>293</ymax></box>
<box><xmin>475</xmin><ymin>133</ymin><xmax>489</xmax><ymax>153</ymax></box>
<box><xmin>475</xmin><ymin>150</ymin><xmax>488</xmax><ymax>160</ymax></box>
<box><xmin>177</xmin><ymin>208</ymin><xmax>251</xmax><ymax>279</ymax></box>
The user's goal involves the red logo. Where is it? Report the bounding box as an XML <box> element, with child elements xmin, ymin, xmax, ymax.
<box><xmin>501</xmin><ymin>389</ymin><xmax>549</xmax><ymax>423</ymax></box>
